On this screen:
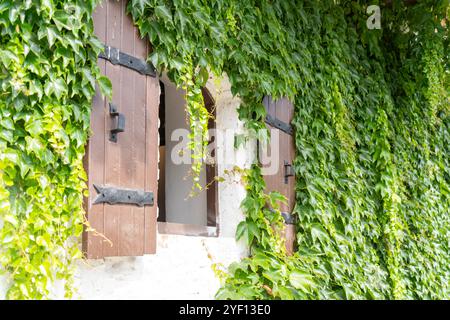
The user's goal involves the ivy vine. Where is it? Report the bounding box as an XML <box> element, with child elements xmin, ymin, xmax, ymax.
<box><xmin>0</xmin><ymin>0</ymin><xmax>110</xmax><ymax>299</ymax></box>
<box><xmin>130</xmin><ymin>0</ymin><xmax>449</xmax><ymax>300</ymax></box>
<box><xmin>0</xmin><ymin>0</ymin><xmax>448</xmax><ymax>300</ymax></box>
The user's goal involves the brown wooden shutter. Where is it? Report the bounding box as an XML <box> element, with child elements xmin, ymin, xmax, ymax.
<box><xmin>261</xmin><ymin>96</ymin><xmax>296</xmax><ymax>255</ymax></box>
<box><xmin>82</xmin><ymin>0</ymin><xmax>159</xmax><ymax>259</ymax></box>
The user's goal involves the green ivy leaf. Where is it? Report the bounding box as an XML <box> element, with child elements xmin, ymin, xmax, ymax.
<box><xmin>155</xmin><ymin>5</ymin><xmax>173</xmax><ymax>25</ymax></box>
<box><xmin>44</xmin><ymin>78</ymin><xmax>67</xmax><ymax>99</ymax></box>
<box><xmin>97</xmin><ymin>76</ymin><xmax>112</xmax><ymax>99</ymax></box>
<box><xmin>38</xmin><ymin>25</ymin><xmax>59</xmax><ymax>47</ymax></box>
<box><xmin>289</xmin><ymin>271</ymin><xmax>314</xmax><ymax>292</ymax></box>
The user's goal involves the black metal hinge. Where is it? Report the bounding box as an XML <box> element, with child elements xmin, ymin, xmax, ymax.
<box><xmin>265</xmin><ymin>114</ymin><xmax>293</xmax><ymax>136</ymax></box>
<box><xmin>281</xmin><ymin>212</ymin><xmax>297</xmax><ymax>225</ymax></box>
<box><xmin>268</xmin><ymin>208</ymin><xmax>296</xmax><ymax>225</ymax></box>
<box><xmin>99</xmin><ymin>44</ymin><xmax>156</xmax><ymax>77</ymax></box>
<box><xmin>93</xmin><ymin>185</ymin><xmax>154</xmax><ymax>207</ymax></box>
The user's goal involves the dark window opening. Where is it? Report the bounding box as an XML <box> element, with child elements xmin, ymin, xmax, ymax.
<box><xmin>157</xmin><ymin>77</ymin><xmax>218</xmax><ymax>236</ymax></box>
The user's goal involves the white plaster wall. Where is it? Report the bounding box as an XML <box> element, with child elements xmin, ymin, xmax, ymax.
<box><xmin>74</xmin><ymin>234</ymin><xmax>241</xmax><ymax>299</ymax></box>
<box><xmin>205</xmin><ymin>75</ymin><xmax>256</xmax><ymax>237</ymax></box>
<box><xmin>0</xmin><ymin>234</ymin><xmax>242</xmax><ymax>300</ymax></box>
<box><xmin>0</xmin><ymin>73</ymin><xmax>253</xmax><ymax>300</ymax></box>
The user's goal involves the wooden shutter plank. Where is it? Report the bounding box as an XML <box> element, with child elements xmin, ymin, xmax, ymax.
<box><xmin>141</xmin><ymin>8</ymin><xmax>159</xmax><ymax>254</ymax></box>
<box><xmin>262</xmin><ymin>97</ymin><xmax>296</xmax><ymax>255</ymax></box>
<box><xmin>116</xmin><ymin>0</ymin><xmax>148</xmax><ymax>256</ymax></box>
<box><xmin>117</xmin><ymin>0</ymin><xmax>138</xmax><ymax>256</ymax></box>
<box><xmin>144</xmin><ymin>68</ymin><xmax>159</xmax><ymax>254</ymax></box>
<box><xmin>103</xmin><ymin>0</ymin><xmax>123</xmax><ymax>257</ymax></box>
<box><xmin>275</xmin><ymin>97</ymin><xmax>292</xmax><ymax>124</ymax></box>
<box><xmin>84</xmin><ymin>0</ymin><xmax>160</xmax><ymax>258</ymax></box>
<box><xmin>279</xmin><ymin>131</ymin><xmax>290</xmax><ymax>213</ymax></box>
<box><xmin>130</xmin><ymin>7</ymin><xmax>148</xmax><ymax>256</ymax></box>
<box><xmin>83</xmin><ymin>2</ymin><xmax>108</xmax><ymax>259</ymax></box>
<box><xmin>130</xmin><ymin>5</ymin><xmax>150</xmax><ymax>254</ymax></box>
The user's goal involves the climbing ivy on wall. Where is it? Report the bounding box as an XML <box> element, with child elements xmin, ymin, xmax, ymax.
<box><xmin>130</xmin><ymin>0</ymin><xmax>449</xmax><ymax>300</ymax></box>
<box><xmin>0</xmin><ymin>0</ymin><xmax>448</xmax><ymax>300</ymax></box>
<box><xmin>0</xmin><ymin>0</ymin><xmax>110</xmax><ymax>299</ymax></box>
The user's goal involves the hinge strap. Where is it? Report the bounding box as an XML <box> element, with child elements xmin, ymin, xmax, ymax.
<box><xmin>93</xmin><ymin>184</ymin><xmax>154</xmax><ymax>207</ymax></box>
<box><xmin>281</xmin><ymin>212</ymin><xmax>296</xmax><ymax>225</ymax></box>
<box><xmin>99</xmin><ymin>44</ymin><xmax>156</xmax><ymax>77</ymax></box>
<box><xmin>265</xmin><ymin>114</ymin><xmax>293</xmax><ymax>136</ymax></box>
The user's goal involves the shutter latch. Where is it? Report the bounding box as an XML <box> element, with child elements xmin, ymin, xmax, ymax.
<box><xmin>284</xmin><ymin>160</ymin><xmax>294</xmax><ymax>184</ymax></box>
<box><xmin>109</xmin><ymin>103</ymin><xmax>125</xmax><ymax>142</ymax></box>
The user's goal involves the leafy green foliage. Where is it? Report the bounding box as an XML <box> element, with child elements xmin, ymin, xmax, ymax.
<box><xmin>0</xmin><ymin>0</ymin><xmax>107</xmax><ymax>299</ymax></box>
<box><xmin>0</xmin><ymin>0</ymin><xmax>448</xmax><ymax>300</ymax></box>
<box><xmin>130</xmin><ymin>0</ymin><xmax>449</xmax><ymax>299</ymax></box>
